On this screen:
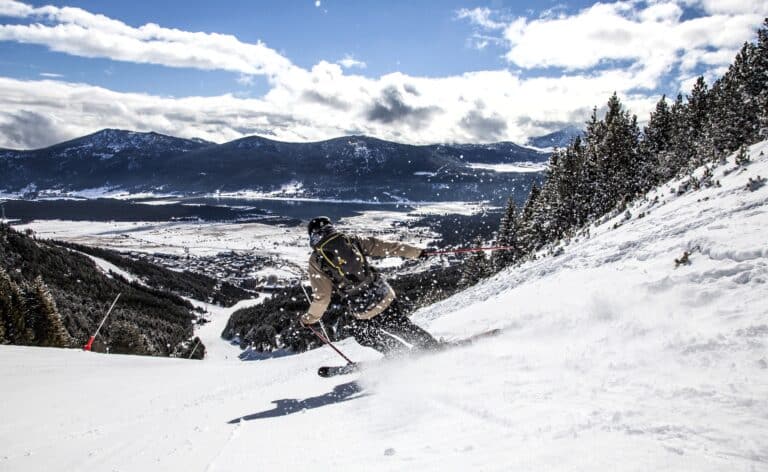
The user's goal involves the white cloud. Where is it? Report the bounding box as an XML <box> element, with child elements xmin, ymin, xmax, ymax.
<box><xmin>338</xmin><ymin>54</ymin><xmax>366</xmax><ymax>69</ymax></box>
<box><xmin>539</xmin><ymin>4</ymin><xmax>568</xmax><ymax>20</ymax></box>
<box><xmin>638</xmin><ymin>2</ymin><xmax>683</xmax><ymax>23</ymax></box>
<box><xmin>698</xmin><ymin>0</ymin><xmax>768</xmax><ymax>15</ymax></box>
<box><xmin>315</xmin><ymin>0</ymin><xmax>321</xmax><ymax>7</ymax></box>
<box><xmin>236</xmin><ymin>74</ymin><xmax>255</xmax><ymax>86</ymax></box>
<box><xmin>465</xmin><ymin>32</ymin><xmax>507</xmax><ymax>51</ymax></box>
<box><xmin>39</xmin><ymin>72</ymin><xmax>64</xmax><ymax>78</ymax></box>
<box><xmin>0</xmin><ymin>64</ymin><xmax>663</xmax><ymax>149</ymax></box>
<box><xmin>0</xmin><ymin>0</ymin><xmax>32</xmax><ymax>17</ymax></box>
<box><xmin>456</xmin><ymin>8</ymin><xmax>508</xmax><ymax>52</ymax></box>
<box><xmin>456</xmin><ymin>7</ymin><xmax>506</xmax><ymax>30</ymax></box>
<box><xmin>500</xmin><ymin>1</ymin><xmax>767</xmax><ymax>90</ymax></box>
<box><xmin>0</xmin><ymin>0</ymin><xmax>297</xmax><ymax>80</ymax></box>
<box><xmin>0</xmin><ymin>0</ymin><xmax>765</xmax><ymax>149</ymax></box>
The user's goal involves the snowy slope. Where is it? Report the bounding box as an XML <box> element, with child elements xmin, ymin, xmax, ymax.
<box><xmin>1</xmin><ymin>142</ymin><xmax>767</xmax><ymax>471</ymax></box>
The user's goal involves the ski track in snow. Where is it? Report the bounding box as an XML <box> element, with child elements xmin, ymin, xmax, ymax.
<box><xmin>1</xmin><ymin>142</ymin><xmax>767</xmax><ymax>471</ymax></box>
<box><xmin>76</xmin><ymin>250</ymin><xmax>142</xmax><ymax>285</ymax></box>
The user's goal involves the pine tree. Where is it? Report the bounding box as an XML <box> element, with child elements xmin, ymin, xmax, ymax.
<box><xmin>584</xmin><ymin>93</ymin><xmax>641</xmax><ymax>212</ymax></box>
<box><xmin>0</xmin><ymin>267</ymin><xmax>30</xmax><ymax>344</ymax></box>
<box><xmin>570</xmin><ymin>136</ymin><xmax>591</xmax><ymax>227</ymax></box>
<box><xmin>0</xmin><ymin>300</ymin><xmax>5</xmax><ymax>344</ymax></box>
<box><xmin>518</xmin><ymin>182</ymin><xmax>542</xmax><ymax>253</ymax></box>
<box><xmin>686</xmin><ymin>76</ymin><xmax>711</xmax><ymax>166</ymax></box>
<box><xmin>662</xmin><ymin>93</ymin><xmax>688</xmax><ymax>180</ymax></box>
<box><xmin>532</xmin><ymin>152</ymin><xmax>563</xmax><ymax>243</ymax></box>
<box><xmin>494</xmin><ymin>197</ymin><xmax>522</xmax><ymax>269</ymax></box>
<box><xmin>0</xmin><ymin>268</ymin><xmax>10</xmax><ymax>344</ymax></box>
<box><xmin>610</xmin><ymin>94</ymin><xmax>641</xmax><ymax>200</ymax></box>
<box><xmin>581</xmin><ymin>107</ymin><xmax>606</xmax><ymax>217</ymax></box>
<box><xmin>109</xmin><ymin>320</ymin><xmax>149</xmax><ymax>355</ymax></box>
<box><xmin>735</xmin><ymin>145</ymin><xmax>750</xmax><ymax>166</ymax></box>
<box><xmin>549</xmin><ymin>137</ymin><xmax>588</xmax><ymax>235</ymax></box>
<box><xmin>756</xmin><ymin>20</ymin><xmax>768</xmax><ymax>136</ymax></box>
<box><xmin>27</xmin><ymin>276</ymin><xmax>70</xmax><ymax>347</ymax></box>
<box><xmin>460</xmin><ymin>237</ymin><xmax>491</xmax><ymax>287</ymax></box>
<box><xmin>705</xmin><ymin>31</ymin><xmax>768</xmax><ymax>160</ymax></box>
<box><xmin>641</xmin><ymin>95</ymin><xmax>673</xmax><ymax>186</ymax></box>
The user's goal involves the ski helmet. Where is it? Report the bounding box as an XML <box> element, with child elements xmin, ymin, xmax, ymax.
<box><xmin>307</xmin><ymin>216</ymin><xmax>333</xmax><ymax>236</ymax></box>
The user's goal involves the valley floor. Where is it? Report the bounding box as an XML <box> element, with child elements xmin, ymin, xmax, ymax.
<box><xmin>1</xmin><ymin>142</ymin><xmax>767</xmax><ymax>471</ymax></box>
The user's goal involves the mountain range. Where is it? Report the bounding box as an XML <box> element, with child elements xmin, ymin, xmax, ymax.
<box><xmin>0</xmin><ymin>129</ymin><xmax>553</xmax><ymax>203</ymax></box>
<box><xmin>525</xmin><ymin>125</ymin><xmax>583</xmax><ymax>149</ymax></box>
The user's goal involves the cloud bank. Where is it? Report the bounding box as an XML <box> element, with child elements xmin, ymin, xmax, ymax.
<box><xmin>0</xmin><ymin>0</ymin><xmax>765</xmax><ymax>149</ymax></box>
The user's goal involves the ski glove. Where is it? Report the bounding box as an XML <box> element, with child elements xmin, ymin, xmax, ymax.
<box><xmin>299</xmin><ymin>313</ymin><xmax>320</xmax><ymax>327</ymax></box>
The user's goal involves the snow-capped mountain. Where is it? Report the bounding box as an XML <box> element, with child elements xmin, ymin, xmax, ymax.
<box><xmin>1</xmin><ymin>140</ymin><xmax>765</xmax><ymax>471</ymax></box>
<box><xmin>527</xmin><ymin>125</ymin><xmax>584</xmax><ymax>149</ymax></box>
<box><xmin>0</xmin><ymin>129</ymin><xmax>214</xmax><ymax>194</ymax></box>
<box><xmin>0</xmin><ymin>130</ymin><xmax>548</xmax><ymax>203</ymax></box>
<box><xmin>7</xmin><ymin>128</ymin><xmax>212</xmax><ymax>160</ymax></box>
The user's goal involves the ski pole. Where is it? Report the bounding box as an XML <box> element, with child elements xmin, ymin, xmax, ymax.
<box><xmin>299</xmin><ymin>282</ymin><xmax>312</xmax><ymax>305</ymax></box>
<box><xmin>306</xmin><ymin>323</ymin><xmax>355</xmax><ymax>365</ymax></box>
<box><xmin>298</xmin><ymin>281</ymin><xmax>331</xmax><ymax>339</ymax></box>
<box><xmin>298</xmin><ymin>281</ymin><xmax>355</xmax><ymax>365</ymax></box>
<box><xmin>423</xmin><ymin>245</ymin><xmax>517</xmax><ymax>256</ymax></box>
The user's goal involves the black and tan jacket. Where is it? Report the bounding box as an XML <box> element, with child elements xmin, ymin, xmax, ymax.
<box><xmin>301</xmin><ymin>235</ymin><xmax>422</xmax><ymax>324</ymax></box>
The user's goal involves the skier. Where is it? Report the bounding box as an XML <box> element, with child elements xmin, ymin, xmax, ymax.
<box><xmin>299</xmin><ymin>216</ymin><xmax>440</xmax><ymax>356</ymax></box>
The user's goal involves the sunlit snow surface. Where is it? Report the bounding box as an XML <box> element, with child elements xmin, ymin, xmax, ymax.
<box><xmin>468</xmin><ymin>161</ymin><xmax>548</xmax><ymax>173</ymax></box>
<box><xmin>2</xmin><ymin>142</ymin><xmax>767</xmax><ymax>471</ymax></box>
<box><xmin>13</xmin><ymin>202</ymin><xmax>479</xmax><ymax>270</ymax></box>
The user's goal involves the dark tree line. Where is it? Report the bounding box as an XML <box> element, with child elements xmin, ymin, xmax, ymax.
<box><xmin>0</xmin><ymin>224</ymin><xmax>204</xmax><ymax>357</ymax></box>
<box><xmin>483</xmin><ymin>19</ymin><xmax>768</xmax><ymax>276</ymax></box>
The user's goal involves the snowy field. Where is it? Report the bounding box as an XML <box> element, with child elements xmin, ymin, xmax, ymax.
<box><xmin>12</xmin><ymin>203</ymin><xmax>468</xmax><ymax>271</ymax></box>
<box><xmin>16</xmin><ymin>219</ymin><xmax>313</xmax><ymax>267</ymax></box>
<box><xmin>1</xmin><ymin>142</ymin><xmax>767</xmax><ymax>471</ymax></box>
<box><xmin>468</xmin><ymin>161</ymin><xmax>548</xmax><ymax>173</ymax></box>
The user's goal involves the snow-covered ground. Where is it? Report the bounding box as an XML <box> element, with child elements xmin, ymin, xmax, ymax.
<box><xmin>186</xmin><ymin>297</ymin><xmax>266</xmax><ymax>362</ymax></box>
<box><xmin>15</xmin><ymin>219</ymin><xmax>310</xmax><ymax>262</ymax></box>
<box><xmin>468</xmin><ymin>161</ymin><xmax>548</xmax><ymax>173</ymax></box>
<box><xmin>14</xmin><ymin>204</ymin><xmax>447</xmax><ymax>270</ymax></box>
<box><xmin>75</xmin><ymin>250</ymin><xmax>143</xmax><ymax>285</ymax></box>
<box><xmin>1</xmin><ymin>142</ymin><xmax>767</xmax><ymax>471</ymax></box>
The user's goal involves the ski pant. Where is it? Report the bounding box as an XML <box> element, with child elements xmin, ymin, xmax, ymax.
<box><xmin>346</xmin><ymin>299</ymin><xmax>439</xmax><ymax>356</ymax></box>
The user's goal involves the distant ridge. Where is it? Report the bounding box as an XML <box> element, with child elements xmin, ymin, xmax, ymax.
<box><xmin>0</xmin><ymin>128</ymin><xmax>555</xmax><ymax>204</ymax></box>
<box><xmin>526</xmin><ymin>125</ymin><xmax>583</xmax><ymax>149</ymax></box>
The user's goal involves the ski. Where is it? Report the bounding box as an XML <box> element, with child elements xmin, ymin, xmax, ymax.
<box><xmin>316</xmin><ymin>328</ymin><xmax>503</xmax><ymax>377</ymax></box>
<box><xmin>318</xmin><ymin>362</ymin><xmax>363</xmax><ymax>377</ymax></box>
<box><xmin>449</xmin><ymin>328</ymin><xmax>503</xmax><ymax>346</ymax></box>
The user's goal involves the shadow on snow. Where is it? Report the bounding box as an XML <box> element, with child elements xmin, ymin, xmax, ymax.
<box><xmin>227</xmin><ymin>381</ymin><xmax>368</xmax><ymax>423</ymax></box>
<box><xmin>237</xmin><ymin>346</ymin><xmax>294</xmax><ymax>361</ymax></box>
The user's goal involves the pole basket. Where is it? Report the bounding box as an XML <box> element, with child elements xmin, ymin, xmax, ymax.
<box><xmin>83</xmin><ymin>336</ymin><xmax>96</xmax><ymax>351</ymax></box>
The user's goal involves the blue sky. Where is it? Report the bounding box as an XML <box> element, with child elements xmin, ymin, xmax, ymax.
<box><xmin>1</xmin><ymin>0</ymin><xmax>586</xmax><ymax>97</ymax></box>
<box><xmin>0</xmin><ymin>0</ymin><xmax>765</xmax><ymax>148</ymax></box>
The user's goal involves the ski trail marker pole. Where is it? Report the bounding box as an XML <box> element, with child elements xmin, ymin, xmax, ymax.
<box><xmin>84</xmin><ymin>293</ymin><xmax>121</xmax><ymax>351</ymax></box>
<box><xmin>188</xmin><ymin>339</ymin><xmax>201</xmax><ymax>359</ymax></box>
